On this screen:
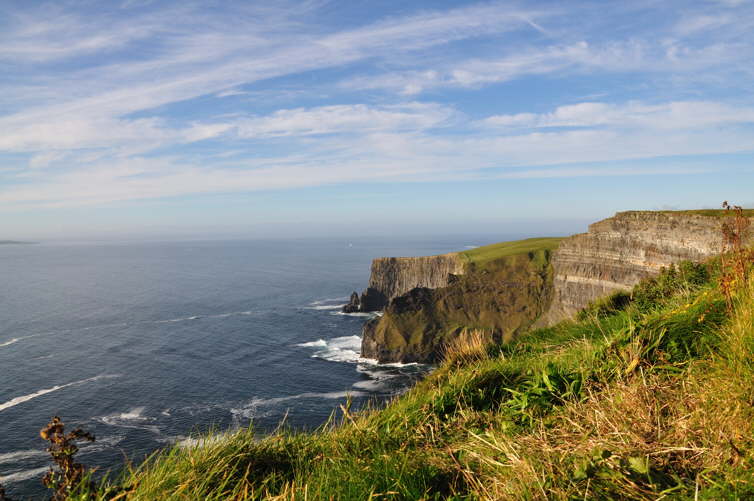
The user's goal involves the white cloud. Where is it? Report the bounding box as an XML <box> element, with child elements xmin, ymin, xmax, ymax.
<box><xmin>234</xmin><ymin>103</ymin><xmax>455</xmax><ymax>138</ymax></box>
<box><xmin>3</xmin><ymin>98</ymin><xmax>754</xmax><ymax>209</ymax></box>
<box><xmin>1</xmin><ymin>1</ymin><xmax>754</xmax><ymax>214</ymax></box>
<box><xmin>479</xmin><ymin>101</ymin><xmax>754</xmax><ymax>130</ymax></box>
<box><xmin>342</xmin><ymin>35</ymin><xmax>753</xmax><ymax>95</ymax></box>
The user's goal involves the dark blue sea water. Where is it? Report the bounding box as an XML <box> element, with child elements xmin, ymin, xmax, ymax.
<box><xmin>0</xmin><ymin>236</ymin><xmax>510</xmax><ymax>498</ymax></box>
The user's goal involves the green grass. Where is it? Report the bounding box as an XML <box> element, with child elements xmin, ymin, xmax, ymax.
<box><xmin>20</xmin><ymin>259</ymin><xmax>754</xmax><ymax>501</ymax></box>
<box><xmin>460</xmin><ymin>237</ymin><xmax>563</xmax><ymax>268</ymax></box>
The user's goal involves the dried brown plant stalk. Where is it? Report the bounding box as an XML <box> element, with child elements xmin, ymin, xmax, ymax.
<box><xmin>720</xmin><ymin>201</ymin><xmax>754</xmax><ymax>311</ymax></box>
<box><xmin>40</xmin><ymin>416</ymin><xmax>96</xmax><ymax>501</ymax></box>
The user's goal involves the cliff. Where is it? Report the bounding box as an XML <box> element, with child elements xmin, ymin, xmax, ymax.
<box><xmin>360</xmin><ymin>238</ymin><xmax>563</xmax><ymax>363</ymax></box>
<box><xmin>344</xmin><ymin>253</ymin><xmax>465</xmax><ymax>312</ymax></box>
<box><xmin>540</xmin><ymin>210</ymin><xmax>754</xmax><ymax>324</ymax></box>
<box><xmin>357</xmin><ymin>210</ymin><xmax>754</xmax><ymax>363</ymax></box>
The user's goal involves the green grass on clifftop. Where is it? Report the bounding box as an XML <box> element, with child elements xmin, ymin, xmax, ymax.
<box><xmin>460</xmin><ymin>237</ymin><xmax>563</xmax><ymax>268</ymax></box>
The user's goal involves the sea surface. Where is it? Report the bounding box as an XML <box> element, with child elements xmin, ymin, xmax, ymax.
<box><xmin>0</xmin><ymin>236</ymin><xmax>511</xmax><ymax>498</ymax></box>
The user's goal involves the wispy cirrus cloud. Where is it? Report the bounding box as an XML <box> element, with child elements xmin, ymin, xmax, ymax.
<box><xmin>1</xmin><ymin>0</ymin><xmax>753</xmax><ymax>218</ymax></box>
<box><xmin>3</xmin><ymin>97</ymin><xmax>754</xmax><ymax>209</ymax></box>
<box><xmin>478</xmin><ymin>101</ymin><xmax>754</xmax><ymax>131</ymax></box>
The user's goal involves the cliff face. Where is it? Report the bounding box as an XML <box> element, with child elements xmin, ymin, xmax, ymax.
<box><xmin>357</xmin><ymin>211</ymin><xmax>753</xmax><ymax>363</ymax></box>
<box><xmin>361</xmin><ymin>249</ymin><xmax>554</xmax><ymax>363</ymax></box>
<box><xmin>540</xmin><ymin>211</ymin><xmax>753</xmax><ymax>324</ymax></box>
<box><xmin>346</xmin><ymin>253</ymin><xmax>465</xmax><ymax>312</ymax></box>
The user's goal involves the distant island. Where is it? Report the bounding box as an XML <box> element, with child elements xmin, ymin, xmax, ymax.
<box><xmin>0</xmin><ymin>240</ymin><xmax>37</xmax><ymax>245</ymax></box>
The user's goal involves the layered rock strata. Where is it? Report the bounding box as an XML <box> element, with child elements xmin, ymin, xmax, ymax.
<box><xmin>344</xmin><ymin>253</ymin><xmax>465</xmax><ymax>312</ymax></box>
<box><xmin>355</xmin><ymin>210</ymin><xmax>753</xmax><ymax>363</ymax></box>
<box><xmin>540</xmin><ymin>211</ymin><xmax>753</xmax><ymax>324</ymax></box>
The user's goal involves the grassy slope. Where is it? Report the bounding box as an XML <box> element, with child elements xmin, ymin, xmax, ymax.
<box><xmin>68</xmin><ymin>258</ymin><xmax>754</xmax><ymax>500</ymax></box>
<box><xmin>460</xmin><ymin>237</ymin><xmax>563</xmax><ymax>269</ymax></box>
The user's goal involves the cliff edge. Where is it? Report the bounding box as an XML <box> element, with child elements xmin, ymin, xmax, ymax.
<box><xmin>357</xmin><ymin>210</ymin><xmax>754</xmax><ymax>363</ymax></box>
<box><xmin>344</xmin><ymin>253</ymin><xmax>465</xmax><ymax>312</ymax></box>
<box><xmin>360</xmin><ymin>238</ymin><xmax>562</xmax><ymax>363</ymax></box>
<box><xmin>540</xmin><ymin>210</ymin><xmax>754</xmax><ymax>325</ymax></box>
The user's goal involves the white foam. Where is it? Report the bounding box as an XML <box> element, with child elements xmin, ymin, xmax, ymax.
<box><xmin>0</xmin><ymin>434</ymin><xmax>124</xmax><ymax>467</ymax></box>
<box><xmin>119</xmin><ymin>407</ymin><xmax>146</xmax><ymax>420</ymax></box>
<box><xmin>296</xmin><ymin>339</ymin><xmax>328</xmax><ymax>347</ymax></box>
<box><xmin>230</xmin><ymin>390</ymin><xmax>368</xmax><ymax>421</ymax></box>
<box><xmin>0</xmin><ymin>375</ymin><xmax>119</xmax><ymax>413</ymax></box>
<box><xmin>0</xmin><ymin>333</ymin><xmax>46</xmax><ymax>348</ymax></box>
<box><xmin>97</xmin><ymin>407</ymin><xmax>160</xmax><ymax>434</ymax></box>
<box><xmin>305</xmin><ymin>304</ymin><xmax>347</xmax><ymax>310</ymax></box>
<box><xmin>380</xmin><ymin>361</ymin><xmax>420</xmax><ymax>368</ymax></box>
<box><xmin>332</xmin><ymin>311</ymin><xmax>381</xmax><ymax>318</ymax></box>
<box><xmin>310</xmin><ymin>297</ymin><xmax>349</xmax><ymax>305</ymax></box>
<box><xmin>352</xmin><ymin>379</ymin><xmax>390</xmax><ymax>391</ymax></box>
<box><xmin>0</xmin><ymin>466</ymin><xmax>49</xmax><ymax>484</ymax></box>
<box><xmin>314</xmin><ymin>335</ymin><xmax>364</xmax><ymax>363</ymax></box>
<box><xmin>0</xmin><ymin>338</ymin><xmax>19</xmax><ymax>348</ymax></box>
<box><xmin>296</xmin><ymin>335</ymin><xmax>388</xmax><ymax>365</ymax></box>
<box><xmin>0</xmin><ymin>449</ymin><xmax>46</xmax><ymax>465</ymax></box>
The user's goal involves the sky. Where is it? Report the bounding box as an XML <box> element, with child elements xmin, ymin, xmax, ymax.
<box><xmin>1</xmin><ymin>0</ymin><xmax>753</xmax><ymax>240</ymax></box>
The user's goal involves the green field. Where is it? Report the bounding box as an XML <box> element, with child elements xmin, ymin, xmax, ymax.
<box><xmin>460</xmin><ymin>237</ymin><xmax>564</xmax><ymax>268</ymax></box>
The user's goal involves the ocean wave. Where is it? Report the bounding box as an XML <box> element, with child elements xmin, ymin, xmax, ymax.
<box><xmin>0</xmin><ymin>435</ymin><xmax>124</xmax><ymax>467</ymax></box>
<box><xmin>295</xmin><ymin>339</ymin><xmax>328</xmax><ymax>348</ymax></box>
<box><xmin>310</xmin><ymin>297</ymin><xmax>349</xmax><ymax>305</ymax></box>
<box><xmin>304</xmin><ymin>304</ymin><xmax>347</xmax><ymax>310</ymax></box>
<box><xmin>0</xmin><ymin>375</ymin><xmax>119</xmax><ymax>413</ymax></box>
<box><xmin>97</xmin><ymin>407</ymin><xmax>161</xmax><ymax>434</ymax></box>
<box><xmin>331</xmin><ymin>311</ymin><xmax>382</xmax><ymax>318</ymax></box>
<box><xmin>297</xmin><ymin>335</ymin><xmax>366</xmax><ymax>364</ymax></box>
<box><xmin>0</xmin><ymin>466</ymin><xmax>49</xmax><ymax>484</ymax></box>
<box><xmin>0</xmin><ymin>333</ymin><xmax>47</xmax><ymax>349</ymax></box>
<box><xmin>296</xmin><ymin>335</ymin><xmax>422</xmax><ymax>367</ymax></box>
<box><xmin>230</xmin><ymin>390</ymin><xmax>368</xmax><ymax>421</ymax></box>
<box><xmin>0</xmin><ymin>449</ymin><xmax>46</xmax><ymax>465</ymax></box>
<box><xmin>0</xmin><ymin>337</ymin><xmax>19</xmax><ymax>348</ymax></box>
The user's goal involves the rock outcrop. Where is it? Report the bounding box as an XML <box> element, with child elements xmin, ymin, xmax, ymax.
<box><xmin>361</xmin><ymin>248</ymin><xmax>555</xmax><ymax>363</ymax></box>
<box><xmin>356</xmin><ymin>210</ymin><xmax>754</xmax><ymax>363</ymax></box>
<box><xmin>345</xmin><ymin>253</ymin><xmax>465</xmax><ymax>312</ymax></box>
<box><xmin>540</xmin><ymin>211</ymin><xmax>754</xmax><ymax>325</ymax></box>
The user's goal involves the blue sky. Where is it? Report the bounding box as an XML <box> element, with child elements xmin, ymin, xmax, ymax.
<box><xmin>1</xmin><ymin>0</ymin><xmax>753</xmax><ymax>240</ymax></box>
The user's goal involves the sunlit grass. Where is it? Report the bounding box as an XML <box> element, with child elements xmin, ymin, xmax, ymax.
<box><xmin>52</xmin><ymin>258</ymin><xmax>754</xmax><ymax>500</ymax></box>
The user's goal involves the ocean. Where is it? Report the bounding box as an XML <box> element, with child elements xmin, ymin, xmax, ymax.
<box><xmin>0</xmin><ymin>236</ymin><xmax>509</xmax><ymax>498</ymax></box>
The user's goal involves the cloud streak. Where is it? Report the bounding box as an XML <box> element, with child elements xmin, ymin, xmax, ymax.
<box><xmin>0</xmin><ymin>0</ymin><xmax>753</xmax><ymax>214</ymax></box>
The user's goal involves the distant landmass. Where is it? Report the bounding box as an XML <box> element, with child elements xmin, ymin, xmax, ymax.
<box><xmin>0</xmin><ymin>240</ymin><xmax>36</xmax><ymax>245</ymax></box>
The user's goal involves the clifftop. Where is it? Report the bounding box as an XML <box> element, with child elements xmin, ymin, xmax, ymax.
<box><xmin>356</xmin><ymin>210</ymin><xmax>753</xmax><ymax>363</ymax></box>
<box><xmin>344</xmin><ymin>238</ymin><xmax>563</xmax><ymax>313</ymax></box>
